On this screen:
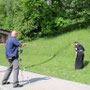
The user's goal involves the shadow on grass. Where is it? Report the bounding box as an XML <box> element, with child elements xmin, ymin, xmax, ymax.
<box><xmin>43</xmin><ymin>20</ymin><xmax>90</xmax><ymax>39</ymax></box>
<box><xmin>83</xmin><ymin>61</ymin><xmax>89</xmax><ymax>68</ymax></box>
<box><xmin>25</xmin><ymin>51</ymin><xmax>60</xmax><ymax>69</ymax></box>
<box><xmin>20</xmin><ymin>77</ymin><xmax>51</xmax><ymax>86</ymax></box>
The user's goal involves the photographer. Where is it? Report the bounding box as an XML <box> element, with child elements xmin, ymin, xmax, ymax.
<box><xmin>74</xmin><ymin>41</ymin><xmax>85</xmax><ymax>70</ymax></box>
<box><xmin>2</xmin><ymin>31</ymin><xmax>28</xmax><ymax>88</ymax></box>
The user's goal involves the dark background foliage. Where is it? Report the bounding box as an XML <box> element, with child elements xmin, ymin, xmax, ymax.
<box><xmin>0</xmin><ymin>0</ymin><xmax>90</xmax><ymax>41</ymax></box>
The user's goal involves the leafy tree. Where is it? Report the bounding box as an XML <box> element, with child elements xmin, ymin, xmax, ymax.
<box><xmin>0</xmin><ymin>0</ymin><xmax>89</xmax><ymax>41</ymax></box>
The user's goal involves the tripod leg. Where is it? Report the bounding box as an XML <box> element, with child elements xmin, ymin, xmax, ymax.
<box><xmin>19</xmin><ymin>54</ymin><xmax>30</xmax><ymax>83</ymax></box>
<box><xmin>19</xmin><ymin>60</ymin><xmax>24</xmax><ymax>81</ymax></box>
<box><xmin>20</xmin><ymin>60</ymin><xmax>30</xmax><ymax>83</ymax></box>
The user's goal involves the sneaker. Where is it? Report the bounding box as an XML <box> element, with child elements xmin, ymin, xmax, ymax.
<box><xmin>2</xmin><ymin>82</ymin><xmax>10</xmax><ymax>85</ymax></box>
<box><xmin>13</xmin><ymin>84</ymin><xmax>23</xmax><ymax>88</ymax></box>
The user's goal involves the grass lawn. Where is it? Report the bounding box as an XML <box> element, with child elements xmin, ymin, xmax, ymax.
<box><xmin>0</xmin><ymin>28</ymin><xmax>90</xmax><ymax>84</ymax></box>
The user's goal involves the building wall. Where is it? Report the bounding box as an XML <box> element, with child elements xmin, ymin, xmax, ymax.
<box><xmin>0</xmin><ymin>36</ymin><xmax>2</xmax><ymax>43</ymax></box>
<box><xmin>0</xmin><ymin>34</ymin><xmax>4</xmax><ymax>43</ymax></box>
<box><xmin>0</xmin><ymin>30</ymin><xmax>10</xmax><ymax>37</ymax></box>
<box><xmin>0</xmin><ymin>30</ymin><xmax>10</xmax><ymax>43</ymax></box>
<box><xmin>4</xmin><ymin>35</ymin><xmax>8</xmax><ymax>43</ymax></box>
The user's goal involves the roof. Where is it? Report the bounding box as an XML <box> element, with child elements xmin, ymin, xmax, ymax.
<box><xmin>0</xmin><ymin>29</ymin><xmax>11</xmax><ymax>33</ymax></box>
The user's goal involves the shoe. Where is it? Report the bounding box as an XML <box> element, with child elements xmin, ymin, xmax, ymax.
<box><xmin>13</xmin><ymin>84</ymin><xmax>23</xmax><ymax>88</ymax></box>
<box><xmin>2</xmin><ymin>82</ymin><xmax>10</xmax><ymax>85</ymax></box>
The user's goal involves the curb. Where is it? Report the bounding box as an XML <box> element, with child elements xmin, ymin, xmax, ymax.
<box><xmin>0</xmin><ymin>86</ymin><xmax>8</xmax><ymax>90</ymax></box>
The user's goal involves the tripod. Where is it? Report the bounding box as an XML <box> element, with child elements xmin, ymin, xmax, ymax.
<box><xmin>19</xmin><ymin>49</ymin><xmax>30</xmax><ymax>83</ymax></box>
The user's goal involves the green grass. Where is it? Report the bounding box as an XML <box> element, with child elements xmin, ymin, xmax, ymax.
<box><xmin>0</xmin><ymin>28</ymin><xmax>90</xmax><ymax>84</ymax></box>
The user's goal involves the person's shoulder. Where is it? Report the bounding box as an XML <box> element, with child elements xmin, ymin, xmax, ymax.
<box><xmin>79</xmin><ymin>44</ymin><xmax>84</xmax><ymax>48</ymax></box>
<box><xmin>7</xmin><ymin>37</ymin><xmax>16</xmax><ymax>43</ymax></box>
<box><xmin>79</xmin><ymin>44</ymin><xmax>83</xmax><ymax>47</ymax></box>
<box><xmin>9</xmin><ymin>36</ymin><xmax>16</xmax><ymax>41</ymax></box>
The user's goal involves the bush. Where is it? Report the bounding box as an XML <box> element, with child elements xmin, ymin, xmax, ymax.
<box><xmin>0</xmin><ymin>0</ymin><xmax>89</xmax><ymax>41</ymax></box>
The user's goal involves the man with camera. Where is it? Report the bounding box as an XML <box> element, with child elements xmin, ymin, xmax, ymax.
<box><xmin>2</xmin><ymin>31</ymin><xmax>28</xmax><ymax>88</ymax></box>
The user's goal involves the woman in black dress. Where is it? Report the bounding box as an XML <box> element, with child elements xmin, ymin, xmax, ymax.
<box><xmin>74</xmin><ymin>42</ymin><xmax>85</xmax><ymax>69</ymax></box>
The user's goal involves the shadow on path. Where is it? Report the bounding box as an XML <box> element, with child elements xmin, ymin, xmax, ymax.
<box><xmin>20</xmin><ymin>77</ymin><xmax>51</xmax><ymax>86</ymax></box>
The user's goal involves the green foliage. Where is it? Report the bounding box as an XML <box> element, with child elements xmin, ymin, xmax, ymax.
<box><xmin>63</xmin><ymin>0</ymin><xmax>90</xmax><ymax>19</ymax></box>
<box><xmin>0</xmin><ymin>0</ymin><xmax>90</xmax><ymax>41</ymax></box>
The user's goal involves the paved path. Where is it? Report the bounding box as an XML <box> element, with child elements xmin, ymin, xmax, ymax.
<box><xmin>0</xmin><ymin>66</ymin><xmax>90</xmax><ymax>90</ymax></box>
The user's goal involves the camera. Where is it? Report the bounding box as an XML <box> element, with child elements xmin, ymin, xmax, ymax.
<box><xmin>19</xmin><ymin>49</ymin><xmax>23</xmax><ymax>53</ymax></box>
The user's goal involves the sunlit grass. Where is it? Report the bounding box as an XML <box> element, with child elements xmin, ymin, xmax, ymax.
<box><xmin>0</xmin><ymin>28</ymin><xmax>90</xmax><ymax>84</ymax></box>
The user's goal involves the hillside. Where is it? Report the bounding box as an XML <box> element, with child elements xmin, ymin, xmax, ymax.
<box><xmin>0</xmin><ymin>28</ymin><xmax>90</xmax><ymax>84</ymax></box>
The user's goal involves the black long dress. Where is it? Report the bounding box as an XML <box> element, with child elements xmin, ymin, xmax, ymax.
<box><xmin>75</xmin><ymin>45</ymin><xmax>85</xmax><ymax>69</ymax></box>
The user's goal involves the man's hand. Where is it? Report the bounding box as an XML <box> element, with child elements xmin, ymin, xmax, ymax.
<box><xmin>21</xmin><ymin>43</ymin><xmax>28</xmax><ymax>47</ymax></box>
